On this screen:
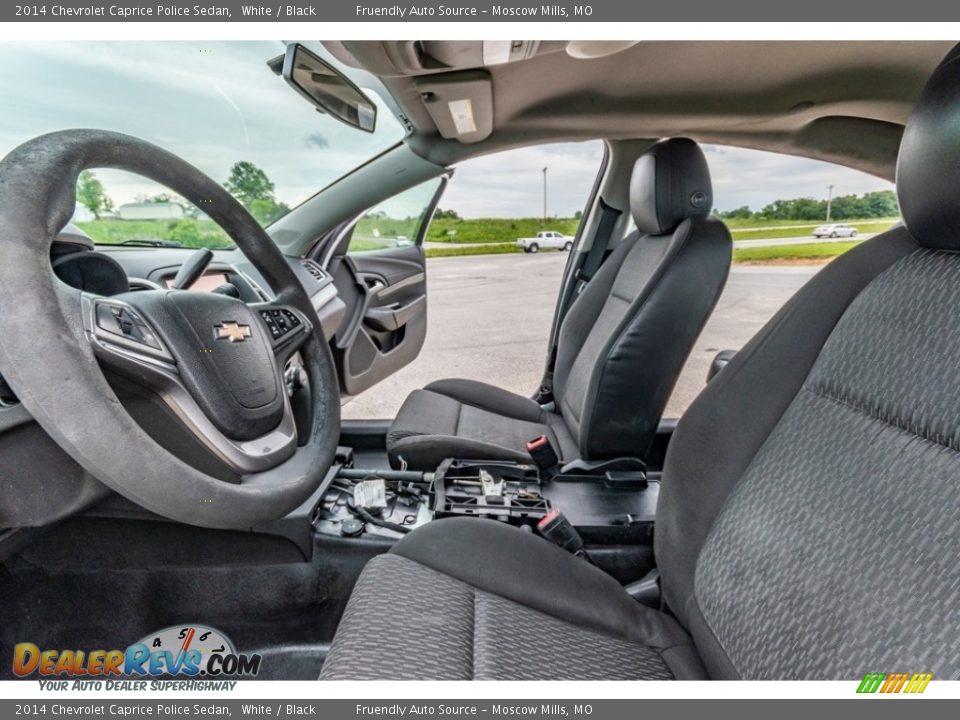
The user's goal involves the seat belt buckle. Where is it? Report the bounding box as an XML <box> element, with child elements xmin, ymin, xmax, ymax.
<box><xmin>536</xmin><ymin>508</ymin><xmax>585</xmax><ymax>556</ymax></box>
<box><xmin>526</xmin><ymin>434</ymin><xmax>559</xmax><ymax>472</ymax></box>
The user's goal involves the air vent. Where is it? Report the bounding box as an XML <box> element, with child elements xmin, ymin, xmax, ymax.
<box><xmin>301</xmin><ymin>259</ymin><xmax>328</xmax><ymax>284</ymax></box>
<box><xmin>0</xmin><ymin>372</ymin><xmax>18</xmax><ymax>408</ymax></box>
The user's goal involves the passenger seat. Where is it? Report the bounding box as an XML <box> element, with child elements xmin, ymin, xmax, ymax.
<box><xmin>386</xmin><ymin>138</ymin><xmax>732</xmax><ymax>470</ymax></box>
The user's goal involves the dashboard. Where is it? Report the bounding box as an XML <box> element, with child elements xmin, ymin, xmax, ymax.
<box><xmin>162</xmin><ymin>271</ymin><xmax>230</xmax><ymax>292</ymax></box>
<box><xmin>49</xmin><ymin>225</ymin><xmax>346</xmax><ymax>341</ymax></box>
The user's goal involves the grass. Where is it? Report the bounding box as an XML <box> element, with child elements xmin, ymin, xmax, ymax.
<box><xmin>424</xmin><ymin>239</ymin><xmax>865</xmax><ymax>263</ymax></box>
<box><xmin>426</xmin><ymin>216</ymin><xmax>899</xmax><ymax>244</ymax></box>
<box><xmin>733</xmin><ymin>241</ymin><xmax>861</xmax><ymax>264</ymax></box>
<box><xmin>427</xmin><ymin>217</ymin><xmax>581</xmax><ymax>244</ymax></box>
<box><xmin>721</xmin><ymin>216</ymin><xmax>899</xmax><ymax>230</ymax></box>
<box><xmin>425</xmin><ymin>242</ymin><xmax>523</xmax><ymax>258</ymax></box>
<box><xmin>729</xmin><ymin>219</ymin><xmax>897</xmax><ymax>241</ymax></box>
<box><xmin>73</xmin><ymin>215</ymin><xmax>884</xmax><ymax>264</ymax></box>
<box><xmin>75</xmin><ymin>218</ymin><xmax>233</xmax><ymax>249</ymax></box>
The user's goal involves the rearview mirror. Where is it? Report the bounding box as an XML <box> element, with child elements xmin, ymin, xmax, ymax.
<box><xmin>282</xmin><ymin>44</ymin><xmax>377</xmax><ymax>133</ymax></box>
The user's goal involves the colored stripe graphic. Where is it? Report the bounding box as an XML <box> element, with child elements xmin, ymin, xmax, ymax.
<box><xmin>857</xmin><ymin>672</ymin><xmax>931</xmax><ymax>694</ymax></box>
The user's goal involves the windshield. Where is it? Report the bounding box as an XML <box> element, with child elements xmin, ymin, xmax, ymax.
<box><xmin>0</xmin><ymin>41</ymin><xmax>405</xmax><ymax>249</ymax></box>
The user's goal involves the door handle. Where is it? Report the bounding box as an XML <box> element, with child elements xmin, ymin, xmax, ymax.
<box><xmin>362</xmin><ymin>276</ymin><xmax>386</xmax><ymax>292</ymax></box>
<box><xmin>363</xmin><ymin>295</ymin><xmax>426</xmax><ymax>332</ymax></box>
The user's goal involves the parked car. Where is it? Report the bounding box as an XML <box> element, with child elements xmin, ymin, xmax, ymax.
<box><xmin>516</xmin><ymin>230</ymin><xmax>574</xmax><ymax>253</ymax></box>
<box><xmin>812</xmin><ymin>223</ymin><xmax>858</xmax><ymax>238</ymax></box>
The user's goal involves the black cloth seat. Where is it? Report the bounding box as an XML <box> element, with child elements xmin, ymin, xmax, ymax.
<box><xmin>319</xmin><ymin>518</ymin><xmax>706</xmax><ymax>680</ymax></box>
<box><xmin>387</xmin><ymin>138</ymin><xmax>732</xmax><ymax>470</ymax></box>
<box><xmin>385</xmin><ymin>378</ymin><xmax>578</xmax><ymax>470</ymax></box>
<box><xmin>322</xmin><ymin>46</ymin><xmax>960</xmax><ymax>681</ymax></box>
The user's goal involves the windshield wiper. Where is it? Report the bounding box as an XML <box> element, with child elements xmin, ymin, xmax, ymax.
<box><xmin>111</xmin><ymin>239</ymin><xmax>186</xmax><ymax>249</ymax></box>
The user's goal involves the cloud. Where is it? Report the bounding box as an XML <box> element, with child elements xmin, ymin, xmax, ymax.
<box><xmin>705</xmin><ymin>145</ymin><xmax>893</xmax><ymax>212</ymax></box>
<box><xmin>304</xmin><ymin>132</ymin><xmax>331</xmax><ymax>149</ymax></box>
<box><xmin>442</xmin><ymin>142</ymin><xmax>893</xmax><ymax>218</ymax></box>
<box><xmin>0</xmin><ymin>41</ymin><xmax>404</xmax><ymax>207</ymax></box>
<box><xmin>0</xmin><ymin>42</ymin><xmax>894</xmax><ymax>218</ymax></box>
<box><xmin>444</xmin><ymin>141</ymin><xmax>605</xmax><ymax>218</ymax></box>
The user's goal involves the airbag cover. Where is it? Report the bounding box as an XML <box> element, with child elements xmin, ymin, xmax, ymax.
<box><xmin>122</xmin><ymin>290</ymin><xmax>283</xmax><ymax>441</ymax></box>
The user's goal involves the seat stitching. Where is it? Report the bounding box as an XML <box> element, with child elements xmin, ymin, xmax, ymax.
<box><xmin>804</xmin><ymin>384</ymin><xmax>960</xmax><ymax>453</ymax></box>
<box><xmin>454</xmin><ymin>401</ymin><xmax>463</xmax><ymax>438</ymax></box>
<box><xmin>470</xmin><ymin>588</ymin><xmax>477</xmax><ymax>680</ymax></box>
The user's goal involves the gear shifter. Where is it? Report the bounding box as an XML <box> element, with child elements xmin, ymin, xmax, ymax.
<box><xmin>170</xmin><ymin>248</ymin><xmax>213</xmax><ymax>290</ymax></box>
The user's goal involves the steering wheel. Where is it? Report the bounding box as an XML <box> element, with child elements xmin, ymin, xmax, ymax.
<box><xmin>0</xmin><ymin>130</ymin><xmax>340</xmax><ymax>529</ymax></box>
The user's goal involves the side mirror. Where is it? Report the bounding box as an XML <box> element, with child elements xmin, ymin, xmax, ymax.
<box><xmin>282</xmin><ymin>44</ymin><xmax>377</xmax><ymax>133</ymax></box>
<box><xmin>707</xmin><ymin>349</ymin><xmax>738</xmax><ymax>382</ymax></box>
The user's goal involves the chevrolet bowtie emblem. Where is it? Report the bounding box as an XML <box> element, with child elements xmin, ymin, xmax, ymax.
<box><xmin>214</xmin><ymin>322</ymin><xmax>253</xmax><ymax>343</ymax></box>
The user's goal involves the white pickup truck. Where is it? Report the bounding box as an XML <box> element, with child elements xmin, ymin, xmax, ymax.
<box><xmin>516</xmin><ymin>230</ymin><xmax>574</xmax><ymax>253</ymax></box>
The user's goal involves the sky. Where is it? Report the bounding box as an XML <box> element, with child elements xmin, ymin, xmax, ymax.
<box><xmin>0</xmin><ymin>41</ymin><xmax>893</xmax><ymax>219</ymax></box>
<box><xmin>442</xmin><ymin>141</ymin><xmax>894</xmax><ymax>218</ymax></box>
<box><xmin>0</xmin><ymin>41</ymin><xmax>405</xmax><ymax>210</ymax></box>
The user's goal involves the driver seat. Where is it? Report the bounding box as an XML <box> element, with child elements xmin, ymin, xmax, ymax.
<box><xmin>319</xmin><ymin>45</ymin><xmax>960</xmax><ymax>680</ymax></box>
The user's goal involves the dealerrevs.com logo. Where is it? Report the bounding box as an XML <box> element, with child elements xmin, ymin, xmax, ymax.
<box><xmin>13</xmin><ymin>624</ymin><xmax>261</xmax><ymax>682</ymax></box>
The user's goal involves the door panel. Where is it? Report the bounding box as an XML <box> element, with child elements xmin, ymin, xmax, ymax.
<box><xmin>317</xmin><ymin>176</ymin><xmax>446</xmax><ymax>396</ymax></box>
<box><xmin>329</xmin><ymin>246</ymin><xmax>428</xmax><ymax>395</ymax></box>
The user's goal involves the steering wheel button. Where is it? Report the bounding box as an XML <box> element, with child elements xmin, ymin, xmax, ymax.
<box><xmin>95</xmin><ymin>304</ymin><xmax>124</xmax><ymax>335</ymax></box>
<box><xmin>136</xmin><ymin>327</ymin><xmax>163</xmax><ymax>350</ymax></box>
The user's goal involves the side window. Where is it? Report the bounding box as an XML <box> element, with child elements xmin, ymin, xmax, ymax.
<box><xmin>347</xmin><ymin>178</ymin><xmax>443</xmax><ymax>254</ymax></box>
<box><xmin>664</xmin><ymin>144</ymin><xmax>898</xmax><ymax>418</ymax></box>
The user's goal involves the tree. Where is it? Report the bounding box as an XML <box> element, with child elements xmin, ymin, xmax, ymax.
<box><xmin>720</xmin><ymin>206</ymin><xmax>753</xmax><ymax>220</ymax></box>
<box><xmin>136</xmin><ymin>192</ymin><xmax>177</xmax><ymax>204</ymax></box>
<box><xmin>861</xmin><ymin>190</ymin><xmax>899</xmax><ymax>218</ymax></box>
<box><xmin>76</xmin><ymin>170</ymin><xmax>113</xmax><ymax>219</ymax></box>
<box><xmin>224</xmin><ymin>161</ymin><xmax>276</xmax><ymax>208</ymax></box>
<box><xmin>248</xmin><ymin>198</ymin><xmax>291</xmax><ymax>225</ymax></box>
<box><xmin>434</xmin><ymin>208</ymin><xmax>461</xmax><ymax>220</ymax></box>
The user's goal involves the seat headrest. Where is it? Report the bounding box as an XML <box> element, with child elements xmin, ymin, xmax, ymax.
<box><xmin>897</xmin><ymin>44</ymin><xmax>960</xmax><ymax>249</ymax></box>
<box><xmin>630</xmin><ymin>138</ymin><xmax>713</xmax><ymax>235</ymax></box>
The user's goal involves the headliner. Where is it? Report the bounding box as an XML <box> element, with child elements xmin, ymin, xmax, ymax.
<box><xmin>324</xmin><ymin>41</ymin><xmax>955</xmax><ymax>179</ymax></box>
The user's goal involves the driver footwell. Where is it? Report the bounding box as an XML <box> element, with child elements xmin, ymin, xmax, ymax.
<box><xmin>0</xmin><ymin>515</ymin><xmax>383</xmax><ymax>680</ymax></box>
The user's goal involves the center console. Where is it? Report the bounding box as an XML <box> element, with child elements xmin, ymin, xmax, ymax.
<box><xmin>311</xmin><ymin>445</ymin><xmax>660</xmax><ymax>584</ymax></box>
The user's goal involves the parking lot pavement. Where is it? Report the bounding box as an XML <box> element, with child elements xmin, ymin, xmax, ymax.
<box><xmin>340</xmin><ymin>253</ymin><xmax>821</xmax><ymax>420</ymax></box>
<box><xmin>732</xmin><ymin>233</ymin><xmax>875</xmax><ymax>248</ymax></box>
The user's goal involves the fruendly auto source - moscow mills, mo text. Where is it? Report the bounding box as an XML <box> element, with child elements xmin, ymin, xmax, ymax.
<box><xmin>354</xmin><ymin>4</ymin><xmax>592</xmax><ymax>17</ymax></box>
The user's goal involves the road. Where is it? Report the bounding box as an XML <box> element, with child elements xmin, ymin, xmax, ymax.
<box><xmin>341</xmin><ymin>253</ymin><xmax>820</xmax><ymax>420</ymax></box>
<box><xmin>732</xmin><ymin>233</ymin><xmax>873</xmax><ymax>248</ymax></box>
<box><xmin>423</xmin><ymin>233</ymin><xmax>872</xmax><ymax>252</ymax></box>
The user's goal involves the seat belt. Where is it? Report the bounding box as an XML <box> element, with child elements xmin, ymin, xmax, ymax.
<box><xmin>536</xmin><ymin>199</ymin><xmax>623</xmax><ymax>404</ymax></box>
<box><xmin>574</xmin><ymin>198</ymin><xmax>622</xmax><ymax>292</ymax></box>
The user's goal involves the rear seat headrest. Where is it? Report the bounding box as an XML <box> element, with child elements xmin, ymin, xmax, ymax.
<box><xmin>630</xmin><ymin>137</ymin><xmax>713</xmax><ymax>235</ymax></box>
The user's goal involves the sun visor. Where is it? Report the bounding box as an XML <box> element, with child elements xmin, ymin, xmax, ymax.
<box><xmin>414</xmin><ymin>71</ymin><xmax>493</xmax><ymax>144</ymax></box>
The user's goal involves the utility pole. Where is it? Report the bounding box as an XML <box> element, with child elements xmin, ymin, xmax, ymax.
<box><xmin>826</xmin><ymin>184</ymin><xmax>835</xmax><ymax>222</ymax></box>
<box><xmin>542</xmin><ymin>167</ymin><xmax>548</xmax><ymax>223</ymax></box>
